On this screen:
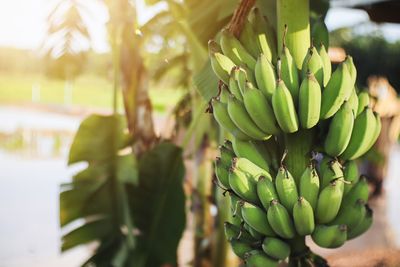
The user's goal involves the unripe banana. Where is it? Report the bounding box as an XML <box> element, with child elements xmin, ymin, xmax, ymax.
<box><xmin>293</xmin><ymin>197</ymin><xmax>315</xmax><ymax>236</ymax></box>
<box><xmin>317</xmin><ymin>43</ymin><xmax>331</xmax><ymax>87</ymax></box>
<box><xmin>227</xmin><ymin>95</ymin><xmax>271</xmax><ymax>140</ymax></box>
<box><xmin>348</xmin><ymin>205</ymin><xmax>373</xmax><ymax>240</ymax></box>
<box><xmin>299</xmin><ymin>71</ymin><xmax>321</xmax><ymax>129</ymax></box>
<box><xmin>243</xmin><ymin>84</ymin><xmax>281</xmax><ymax>135</ymax></box>
<box><xmin>362</xmin><ymin>111</ymin><xmax>381</xmax><ymax>153</ymax></box>
<box><xmin>344</xmin><ymin>55</ymin><xmax>357</xmax><ymax>87</ymax></box>
<box><xmin>229</xmin><ymin>167</ymin><xmax>259</xmax><ymax>204</ymax></box>
<box><xmin>343</xmin><ymin>160</ymin><xmax>359</xmax><ymax>195</ymax></box>
<box><xmin>272</xmin><ymin>79</ymin><xmax>299</xmax><ymax>133</ymax></box>
<box><xmin>348</xmin><ymin>87</ymin><xmax>359</xmax><ymax>116</ymax></box>
<box><xmin>320</xmin><ymin>159</ymin><xmax>344</xmax><ymax>190</ymax></box>
<box><xmin>267</xmin><ymin>199</ymin><xmax>295</xmax><ymax>239</ymax></box>
<box><xmin>244</xmin><ymin>250</ymin><xmax>279</xmax><ymax>267</ymax></box>
<box><xmin>257</xmin><ymin>176</ymin><xmax>279</xmax><ymax>211</ymax></box>
<box><xmin>299</xmin><ymin>163</ymin><xmax>320</xmax><ymax>210</ymax></box>
<box><xmin>239</xmin><ymin>19</ymin><xmax>260</xmax><ymax>58</ymax></box>
<box><xmin>324</xmin><ymin>101</ymin><xmax>355</xmax><ymax>157</ymax></box>
<box><xmin>233</xmin><ymin>157</ymin><xmax>272</xmax><ymax>181</ymax></box>
<box><xmin>311</xmin><ymin>224</ymin><xmax>347</xmax><ymax>248</ymax></box>
<box><xmin>219</xmin><ymin>84</ymin><xmax>230</xmax><ymax>103</ymax></box>
<box><xmin>280</xmin><ymin>45</ymin><xmax>299</xmax><ymax>103</ymax></box>
<box><xmin>240</xmin><ymin>64</ymin><xmax>257</xmax><ymax>85</ymax></box>
<box><xmin>302</xmin><ymin>46</ymin><xmax>324</xmax><ymax>86</ymax></box>
<box><xmin>224</xmin><ymin>222</ymin><xmax>255</xmax><ymax>243</ymax></box>
<box><xmin>232</xmin><ymin>138</ymin><xmax>270</xmax><ymax>171</ymax></box>
<box><xmin>244</xmin><ymin>223</ymin><xmax>265</xmax><ymax>240</ymax></box>
<box><xmin>234</xmin><ymin>67</ymin><xmax>248</xmax><ymax>95</ymax></box>
<box><xmin>312</xmin><ymin>18</ymin><xmax>329</xmax><ymax>49</ymax></box>
<box><xmin>219</xmin><ymin>144</ymin><xmax>235</xmax><ymax>166</ymax></box>
<box><xmin>230</xmin><ymin>239</ymin><xmax>254</xmax><ymax>259</ymax></box>
<box><xmin>220</xmin><ymin>29</ymin><xmax>256</xmax><ymax>70</ymax></box>
<box><xmin>209</xmin><ymin>40</ymin><xmax>236</xmax><ymax>84</ymax></box>
<box><xmin>253</xmin><ymin>8</ymin><xmax>277</xmax><ymax>63</ymax></box>
<box><xmin>357</xmin><ymin>90</ymin><xmax>370</xmax><ymax>116</ymax></box>
<box><xmin>230</xmin><ymin>192</ymin><xmax>243</xmax><ymax>222</ymax></box>
<box><xmin>330</xmin><ymin>199</ymin><xmax>366</xmax><ymax>231</ymax></box>
<box><xmin>229</xmin><ymin>68</ymin><xmax>244</xmax><ymax>101</ymax></box>
<box><xmin>215</xmin><ymin>158</ymin><xmax>230</xmax><ymax>189</ymax></box>
<box><xmin>316</xmin><ymin>180</ymin><xmax>344</xmax><ymax>224</ymax></box>
<box><xmin>341</xmin><ymin>107</ymin><xmax>377</xmax><ymax>160</ymax></box>
<box><xmin>255</xmin><ymin>54</ymin><xmax>276</xmax><ymax>100</ymax></box>
<box><xmin>342</xmin><ymin>176</ymin><xmax>369</xmax><ymax>207</ymax></box>
<box><xmin>320</xmin><ymin>62</ymin><xmax>352</xmax><ymax>119</ymax></box>
<box><xmin>241</xmin><ymin>201</ymin><xmax>276</xmax><ymax>236</ymax></box>
<box><xmin>262</xmin><ymin>237</ymin><xmax>291</xmax><ymax>260</ymax></box>
<box><xmin>275</xmin><ymin>166</ymin><xmax>299</xmax><ymax>211</ymax></box>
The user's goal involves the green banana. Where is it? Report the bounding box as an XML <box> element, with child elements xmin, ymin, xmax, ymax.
<box><xmin>241</xmin><ymin>64</ymin><xmax>257</xmax><ymax>85</ymax></box>
<box><xmin>342</xmin><ymin>176</ymin><xmax>369</xmax><ymax>206</ymax></box>
<box><xmin>232</xmin><ymin>138</ymin><xmax>270</xmax><ymax>171</ymax></box>
<box><xmin>257</xmin><ymin>176</ymin><xmax>279</xmax><ymax>211</ymax></box>
<box><xmin>211</xmin><ymin>98</ymin><xmax>251</xmax><ymax>140</ymax></box>
<box><xmin>324</xmin><ymin>101</ymin><xmax>355</xmax><ymax>157</ymax></box>
<box><xmin>267</xmin><ymin>199</ymin><xmax>295</xmax><ymax>239</ymax></box>
<box><xmin>280</xmin><ymin>41</ymin><xmax>299</xmax><ymax>103</ymax></box>
<box><xmin>219</xmin><ymin>84</ymin><xmax>230</xmax><ymax>103</ymax></box>
<box><xmin>243</xmin><ymin>83</ymin><xmax>280</xmax><ymax>135</ymax></box>
<box><xmin>348</xmin><ymin>205</ymin><xmax>373</xmax><ymax>240</ymax></box>
<box><xmin>244</xmin><ymin>223</ymin><xmax>265</xmax><ymax>240</ymax></box>
<box><xmin>272</xmin><ymin>79</ymin><xmax>299</xmax><ymax>133</ymax></box>
<box><xmin>227</xmin><ymin>95</ymin><xmax>271</xmax><ymax>140</ymax></box>
<box><xmin>343</xmin><ymin>160</ymin><xmax>359</xmax><ymax>195</ymax></box>
<box><xmin>219</xmin><ymin>144</ymin><xmax>235</xmax><ymax>166</ymax></box>
<box><xmin>224</xmin><ymin>222</ymin><xmax>255</xmax><ymax>243</ymax></box>
<box><xmin>341</xmin><ymin>107</ymin><xmax>377</xmax><ymax>160</ymax></box>
<box><xmin>330</xmin><ymin>199</ymin><xmax>366</xmax><ymax>231</ymax></box>
<box><xmin>316</xmin><ymin>180</ymin><xmax>344</xmax><ymax>224</ymax></box>
<box><xmin>255</xmin><ymin>54</ymin><xmax>276</xmax><ymax>100</ymax></box>
<box><xmin>215</xmin><ymin>158</ymin><xmax>230</xmax><ymax>189</ymax></box>
<box><xmin>209</xmin><ymin>40</ymin><xmax>236</xmax><ymax>84</ymax></box>
<box><xmin>230</xmin><ymin>192</ymin><xmax>243</xmax><ymax>222</ymax></box>
<box><xmin>244</xmin><ymin>250</ymin><xmax>279</xmax><ymax>267</ymax></box>
<box><xmin>312</xmin><ymin>18</ymin><xmax>329</xmax><ymax>49</ymax></box>
<box><xmin>298</xmin><ymin>71</ymin><xmax>322</xmax><ymax>129</ymax></box>
<box><xmin>220</xmin><ymin>28</ymin><xmax>256</xmax><ymax>70</ymax></box>
<box><xmin>230</xmin><ymin>239</ymin><xmax>254</xmax><ymax>259</ymax></box>
<box><xmin>239</xmin><ymin>19</ymin><xmax>260</xmax><ymax>58</ymax></box>
<box><xmin>357</xmin><ymin>90</ymin><xmax>370</xmax><ymax>116</ymax></box>
<box><xmin>253</xmin><ymin>8</ymin><xmax>277</xmax><ymax>63</ymax></box>
<box><xmin>302</xmin><ymin>46</ymin><xmax>324</xmax><ymax>86</ymax></box>
<box><xmin>234</xmin><ymin>66</ymin><xmax>248</xmax><ymax>95</ymax></box>
<box><xmin>233</xmin><ymin>157</ymin><xmax>272</xmax><ymax>181</ymax></box>
<box><xmin>229</xmin><ymin>166</ymin><xmax>259</xmax><ymax>204</ymax></box>
<box><xmin>241</xmin><ymin>201</ymin><xmax>276</xmax><ymax>236</ymax></box>
<box><xmin>320</xmin><ymin>159</ymin><xmax>343</xmax><ymax>190</ymax></box>
<box><xmin>320</xmin><ymin>62</ymin><xmax>352</xmax><ymax>119</ymax></box>
<box><xmin>229</xmin><ymin>68</ymin><xmax>244</xmax><ymax>101</ymax></box>
<box><xmin>275</xmin><ymin>166</ymin><xmax>299</xmax><ymax>211</ymax></box>
<box><xmin>299</xmin><ymin>163</ymin><xmax>320</xmax><ymax>210</ymax></box>
<box><xmin>317</xmin><ymin>43</ymin><xmax>331</xmax><ymax>87</ymax></box>
<box><xmin>362</xmin><ymin>111</ymin><xmax>381</xmax><ymax>153</ymax></box>
<box><xmin>262</xmin><ymin>237</ymin><xmax>291</xmax><ymax>260</ymax></box>
<box><xmin>293</xmin><ymin>197</ymin><xmax>315</xmax><ymax>236</ymax></box>
<box><xmin>348</xmin><ymin>87</ymin><xmax>359</xmax><ymax>116</ymax></box>
<box><xmin>311</xmin><ymin>224</ymin><xmax>347</xmax><ymax>248</ymax></box>
<box><xmin>344</xmin><ymin>56</ymin><xmax>357</xmax><ymax>87</ymax></box>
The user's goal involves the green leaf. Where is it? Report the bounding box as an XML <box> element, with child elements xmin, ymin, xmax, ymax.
<box><xmin>116</xmin><ymin>155</ymin><xmax>138</xmax><ymax>185</ymax></box>
<box><xmin>68</xmin><ymin>114</ymin><xmax>126</xmax><ymax>164</ymax></box>
<box><xmin>128</xmin><ymin>142</ymin><xmax>186</xmax><ymax>267</ymax></box>
<box><xmin>193</xmin><ymin>59</ymin><xmax>219</xmax><ymax>101</ymax></box>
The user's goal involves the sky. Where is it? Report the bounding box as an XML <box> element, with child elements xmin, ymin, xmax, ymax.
<box><xmin>0</xmin><ymin>0</ymin><xmax>399</xmax><ymax>53</ymax></box>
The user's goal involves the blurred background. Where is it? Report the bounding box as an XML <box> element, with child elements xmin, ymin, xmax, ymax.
<box><xmin>0</xmin><ymin>0</ymin><xmax>400</xmax><ymax>266</ymax></box>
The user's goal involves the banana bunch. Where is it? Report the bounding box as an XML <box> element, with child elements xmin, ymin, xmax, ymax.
<box><xmin>217</xmin><ymin>143</ymin><xmax>373</xmax><ymax>265</ymax></box>
<box><xmin>209</xmin><ymin>9</ymin><xmax>381</xmax><ymax>161</ymax></box>
<box><xmin>209</xmin><ymin>9</ymin><xmax>379</xmax><ymax>266</ymax></box>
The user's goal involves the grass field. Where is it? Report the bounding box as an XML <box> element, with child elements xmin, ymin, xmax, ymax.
<box><xmin>0</xmin><ymin>72</ymin><xmax>183</xmax><ymax>113</ymax></box>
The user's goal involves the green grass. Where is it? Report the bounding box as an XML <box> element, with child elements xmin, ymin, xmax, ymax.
<box><xmin>0</xmin><ymin>72</ymin><xmax>183</xmax><ymax>113</ymax></box>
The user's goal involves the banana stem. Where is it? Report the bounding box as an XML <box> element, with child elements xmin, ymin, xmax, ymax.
<box><xmin>277</xmin><ymin>0</ymin><xmax>310</xmax><ymax>69</ymax></box>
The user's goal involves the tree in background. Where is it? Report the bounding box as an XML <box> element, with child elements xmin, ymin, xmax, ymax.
<box><xmin>43</xmin><ymin>0</ymin><xmax>91</xmax><ymax>105</ymax></box>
